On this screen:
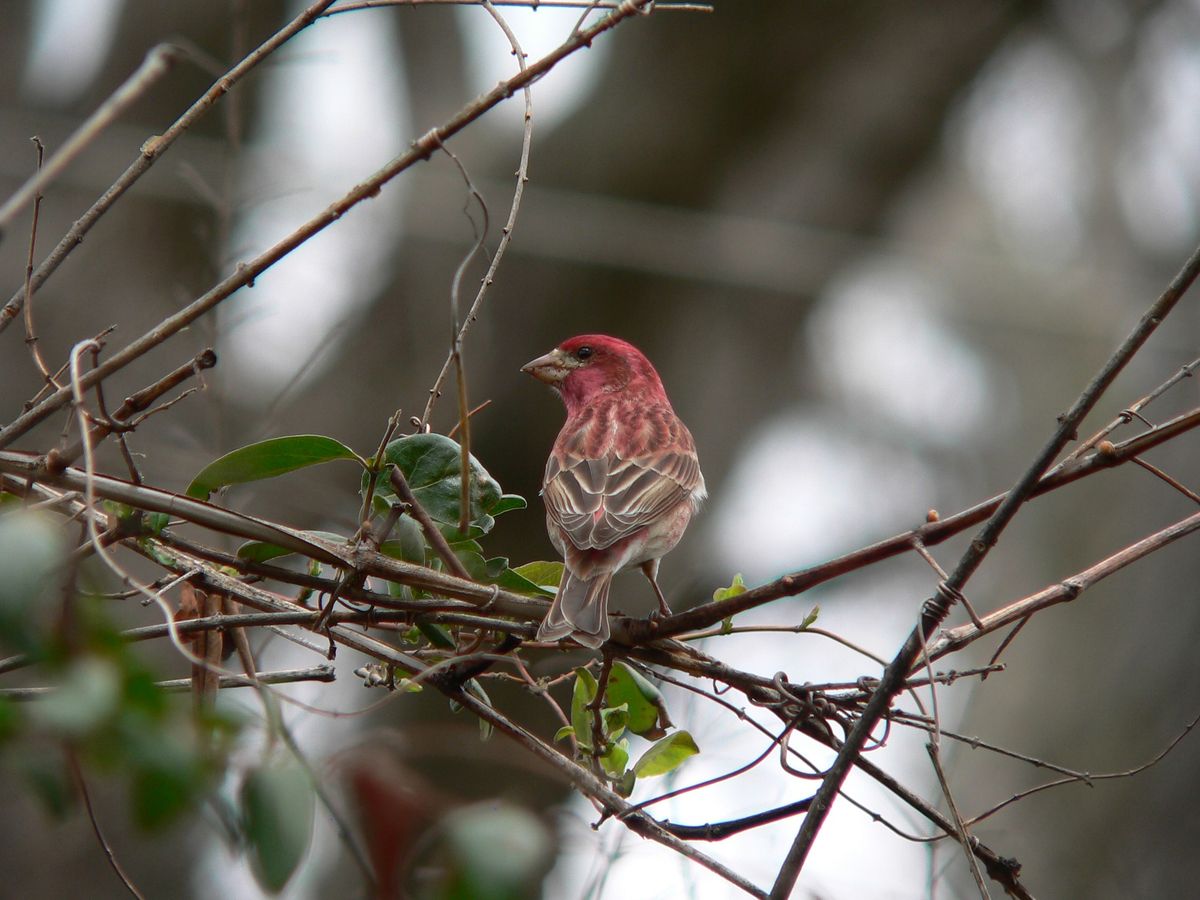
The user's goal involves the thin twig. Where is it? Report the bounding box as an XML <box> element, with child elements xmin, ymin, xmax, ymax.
<box><xmin>1129</xmin><ymin>455</ymin><xmax>1200</xmax><ymax>504</ymax></box>
<box><xmin>0</xmin><ymin>45</ymin><xmax>181</xmax><ymax>233</ymax></box>
<box><xmin>388</xmin><ymin>466</ymin><xmax>472</xmax><ymax>579</ymax></box>
<box><xmin>46</xmin><ymin>348</ymin><xmax>216</xmax><ymax>472</ymax></box>
<box><xmin>0</xmin><ymin>0</ymin><xmax>656</xmax><ymax>449</ymax></box>
<box><xmin>0</xmin><ymin>0</ymin><xmax>340</xmax><ymax>335</ymax></box>
<box><xmin>69</xmin><ymin>752</ymin><xmax>146</xmax><ymax>900</ymax></box>
<box><xmin>927</xmin><ymin>509</ymin><xmax>1200</xmax><ymax>660</ymax></box>
<box><xmin>1067</xmin><ymin>355</ymin><xmax>1200</xmax><ymax>460</ymax></box>
<box><xmin>421</xmin><ymin>0</ymin><xmax>536</xmax><ymax>428</ymax></box>
<box><xmin>1</xmin><ymin>666</ymin><xmax>336</xmax><ymax>699</ymax></box>
<box><xmin>326</xmin><ymin>0</ymin><xmax>713</xmax><ymax>12</ymax></box>
<box><xmin>437</xmin><ymin>141</ymin><xmax>489</xmax><ymax>533</ymax></box>
<box><xmin>646</xmin><ymin>402</ymin><xmax>1200</xmax><ymax>642</ymax></box>
<box><xmin>22</xmin><ymin>137</ymin><xmax>59</xmax><ymax>389</ymax></box>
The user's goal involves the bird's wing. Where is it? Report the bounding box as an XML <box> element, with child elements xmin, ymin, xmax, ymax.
<box><xmin>543</xmin><ymin>446</ymin><xmax>702</xmax><ymax>551</ymax></box>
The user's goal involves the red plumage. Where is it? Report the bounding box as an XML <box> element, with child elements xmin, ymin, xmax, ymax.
<box><xmin>521</xmin><ymin>335</ymin><xmax>706</xmax><ymax>647</ymax></box>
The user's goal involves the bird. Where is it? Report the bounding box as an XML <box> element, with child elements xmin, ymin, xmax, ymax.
<box><xmin>521</xmin><ymin>334</ymin><xmax>706</xmax><ymax>648</ymax></box>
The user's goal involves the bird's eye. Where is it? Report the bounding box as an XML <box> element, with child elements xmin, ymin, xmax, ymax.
<box><xmin>575</xmin><ymin>346</ymin><xmax>593</xmax><ymax>361</ymax></box>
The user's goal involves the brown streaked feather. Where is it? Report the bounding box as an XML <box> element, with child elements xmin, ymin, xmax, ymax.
<box><xmin>544</xmin><ymin>402</ymin><xmax>703</xmax><ymax>552</ymax></box>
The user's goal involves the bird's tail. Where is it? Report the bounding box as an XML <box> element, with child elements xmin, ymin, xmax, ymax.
<box><xmin>538</xmin><ymin>570</ymin><xmax>612</xmax><ymax>648</ymax></box>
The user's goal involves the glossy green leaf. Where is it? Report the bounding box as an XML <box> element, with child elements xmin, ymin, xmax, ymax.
<box><xmin>378</xmin><ymin>515</ymin><xmax>426</xmax><ymax>564</ymax></box>
<box><xmin>633</xmin><ymin>731</ymin><xmax>700</xmax><ymax>778</ymax></box>
<box><xmin>605</xmin><ymin>662</ymin><xmax>668</xmax><ymax>739</ymax></box>
<box><xmin>601</xmin><ymin>704</ymin><xmax>628</xmax><ymax>741</ymax></box>
<box><xmin>143</xmin><ymin>511</ymin><xmax>170</xmax><ymax>535</ymax></box>
<box><xmin>241</xmin><ymin>759</ymin><xmax>316</xmax><ymax>893</ymax></box>
<box><xmin>600</xmin><ymin>738</ymin><xmax>630</xmax><ymax>778</ymax></box>
<box><xmin>457</xmin><ymin>551</ymin><xmax>555</xmax><ymax>597</ymax></box>
<box><xmin>713</xmin><ymin>573</ymin><xmax>747</xmax><ymax>602</ymax></box>
<box><xmin>236</xmin><ymin>530</ymin><xmax>349</xmax><ymax>564</ymax></box>
<box><xmin>614</xmin><ymin>770</ymin><xmax>637</xmax><ymax>798</ymax></box>
<box><xmin>570</xmin><ymin>667</ymin><xmax>599</xmax><ymax>751</ymax></box>
<box><xmin>416</xmin><ymin>620</ymin><xmax>456</xmax><ymax>649</ymax></box>
<box><xmin>187</xmin><ymin>435</ymin><xmax>359</xmax><ymax>500</ymax></box>
<box><xmin>367</xmin><ymin>433</ymin><xmax>503</xmax><ymax>533</ymax></box>
<box><xmin>714</xmin><ymin>574</ymin><xmax>747</xmax><ymax>634</ymax></box>
<box><xmin>510</xmin><ymin>560</ymin><xmax>564</xmax><ymax>592</ymax></box>
<box><xmin>493</xmin><ymin>566</ymin><xmax>555</xmax><ymax>598</ymax></box>
<box><xmin>491</xmin><ymin>494</ymin><xmax>527</xmax><ymax>517</ymax></box>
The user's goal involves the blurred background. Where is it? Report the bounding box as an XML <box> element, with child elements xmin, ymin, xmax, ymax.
<box><xmin>2</xmin><ymin>0</ymin><xmax>1200</xmax><ymax>897</ymax></box>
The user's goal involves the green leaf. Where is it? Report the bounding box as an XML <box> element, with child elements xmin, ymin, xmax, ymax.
<box><xmin>187</xmin><ymin>435</ymin><xmax>359</xmax><ymax>500</ymax></box>
<box><xmin>713</xmin><ymin>573</ymin><xmax>748</xmax><ymax>602</ymax></box>
<box><xmin>138</xmin><ymin>538</ymin><xmax>177</xmax><ymax>568</ymax></box>
<box><xmin>510</xmin><ymin>560</ymin><xmax>564</xmax><ymax>593</ymax></box>
<box><xmin>714</xmin><ymin>573</ymin><xmax>748</xmax><ymax>634</ymax></box>
<box><xmin>605</xmin><ymin>662</ymin><xmax>669</xmax><ymax>739</ymax></box>
<box><xmin>600</xmin><ymin>738</ymin><xmax>629</xmax><ymax>778</ymax></box>
<box><xmin>614</xmin><ymin>770</ymin><xmax>637</xmax><ymax>798</ymax></box>
<box><xmin>458</xmin><ymin>552</ymin><xmax>555</xmax><ymax>598</ymax></box>
<box><xmin>800</xmin><ymin>604</ymin><xmax>820</xmax><ymax>630</ymax></box>
<box><xmin>378</xmin><ymin>515</ymin><xmax>426</xmax><ymax>565</ymax></box>
<box><xmin>554</xmin><ymin>725</ymin><xmax>575</xmax><ymax>743</ymax></box>
<box><xmin>417</xmin><ymin>620</ymin><xmax>456</xmax><ymax>650</ymax></box>
<box><xmin>491</xmin><ymin>494</ymin><xmax>527</xmax><ymax>517</ymax></box>
<box><xmin>367</xmin><ymin>433</ymin><xmax>503</xmax><ymax>533</ymax></box>
<box><xmin>492</xmin><ymin>566</ymin><xmax>555</xmax><ymax>598</ymax></box>
<box><xmin>570</xmin><ymin>668</ymin><xmax>599</xmax><ymax>751</ymax></box>
<box><xmin>241</xmin><ymin>759</ymin><xmax>316</xmax><ymax>893</ymax></box>
<box><xmin>143</xmin><ymin>512</ymin><xmax>170</xmax><ymax>535</ymax></box>
<box><xmin>463</xmin><ymin>679</ymin><xmax>494</xmax><ymax>742</ymax></box>
<box><xmin>601</xmin><ymin>704</ymin><xmax>629</xmax><ymax>741</ymax></box>
<box><xmin>633</xmin><ymin>731</ymin><xmax>700</xmax><ymax>778</ymax></box>
<box><xmin>236</xmin><ymin>530</ymin><xmax>349</xmax><ymax>564</ymax></box>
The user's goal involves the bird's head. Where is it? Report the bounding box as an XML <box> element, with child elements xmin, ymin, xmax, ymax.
<box><xmin>521</xmin><ymin>334</ymin><xmax>666</xmax><ymax>412</ymax></box>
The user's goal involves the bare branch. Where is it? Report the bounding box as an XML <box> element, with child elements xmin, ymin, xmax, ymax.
<box><xmin>769</xmin><ymin>237</ymin><xmax>1200</xmax><ymax>898</ymax></box>
<box><xmin>0</xmin><ymin>0</ymin><xmax>341</xmax><ymax>335</ymax></box>
<box><xmin>0</xmin><ymin>0</ymin><xmax>658</xmax><ymax>449</ymax></box>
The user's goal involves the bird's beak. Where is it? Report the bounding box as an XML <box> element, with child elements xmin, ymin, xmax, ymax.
<box><xmin>521</xmin><ymin>348</ymin><xmax>570</xmax><ymax>384</ymax></box>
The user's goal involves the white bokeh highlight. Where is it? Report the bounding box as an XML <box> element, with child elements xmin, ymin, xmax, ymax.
<box><xmin>224</xmin><ymin>6</ymin><xmax>411</xmax><ymax>391</ymax></box>
<box><xmin>954</xmin><ymin>35</ymin><xmax>1094</xmax><ymax>264</ymax></box>
<box><xmin>22</xmin><ymin>0</ymin><xmax>125</xmax><ymax>107</ymax></box>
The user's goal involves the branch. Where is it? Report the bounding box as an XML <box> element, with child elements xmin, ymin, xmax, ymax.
<box><xmin>0</xmin><ymin>45</ymin><xmax>181</xmax><ymax>234</ymax></box>
<box><xmin>46</xmin><ymin>348</ymin><xmax>216</xmax><ymax>472</ymax></box>
<box><xmin>1</xmin><ymin>665</ymin><xmax>335</xmax><ymax>700</ymax></box>
<box><xmin>768</xmin><ymin>237</ymin><xmax>1200</xmax><ymax>898</ymax></box>
<box><xmin>633</xmin><ymin>402</ymin><xmax>1200</xmax><ymax>641</ymax></box>
<box><xmin>389</xmin><ymin>456</ymin><xmax>471</xmax><ymax>580</ymax></box>
<box><xmin>0</xmin><ymin>0</ymin><xmax>656</xmax><ymax>449</ymax></box>
<box><xmin>0</xmin><ymin>0</ymin><xmax>340</xmax><ymax>334</ymax></box>
<box><xmin>926</xmin><ymin>509</ymin><xmax>1200</xmax><ymax>660</ymax></box>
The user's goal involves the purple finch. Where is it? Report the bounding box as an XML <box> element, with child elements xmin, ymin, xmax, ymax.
<box><xmin>521</xmin><ymin>335</ymin><xmax>706</xmax><ymax>648</ymax></box>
